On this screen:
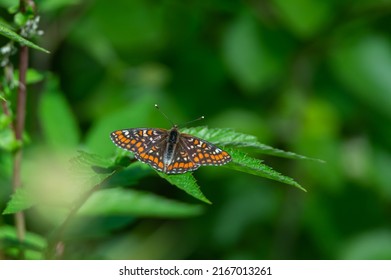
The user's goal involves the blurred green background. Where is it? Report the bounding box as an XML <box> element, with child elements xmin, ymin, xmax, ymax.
<box><xmin>1</xmin><ymin>0</ymin><xmax>391</xmax><ymax>259</ymax></box>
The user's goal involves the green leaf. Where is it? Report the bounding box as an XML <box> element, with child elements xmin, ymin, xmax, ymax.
<box><xmin>225</xmin><ymin>148</ymin><xmax>306</xmax><ymax>192</ymax></box>
<box><xmin>14</xmin><ymin>69</ymin><xmax>45</xmax><ymax>85</ymax></box>
<box><xmin>0</xmin><ymin>225</ymin><xmax>46</xmax><ymax>259</ymax></box>
<box><xmin>0</xmin><ymin>113</ymin><xmax>12</xmax><ymax>129</ymax></box>
<box><xmin>3</xmin><ymin>151</ymin><xmax>114</xmax><ymax>215</ymax></box>
<box><xmin>341</xmin><ymin>229</ymin><xmax>391</xmax><ymax>259</ymax></box>
<box><xmin>39</xmin><ymin>76</ymin><xmax>81</xmax><ymax>150</ymax></box>
<box><xmin>182</xmin><ymin>126</ymin><xmax>323</xmax><ymax>162</ymax></box>
<box><xmin>39</xmin><ymin>0</ymin><xmax>81</xmax><ymax>12</ymax></box>
<box><xmin>78</xmin><ymin>188</ymin><xmax>204</xmax><ymax>218</ymax></box>
<box><xmin>14</xmin><ymin>12</ymin><xmax>27</xmax><ymax>27</ymax></box>
<box><xmin>222</xmin><ymin>11</ymin><xmax>279</xmax><ymax>93</ymax></box>
<box><xmin>330</xmin><ymin>34</ymin><xmax>391</xmax><ymax>120</ymax></box>
<box><xmin>2</xmin><ymin>187</ymin><xmax>35</xmax><ymax>214</ymax></box>
<box><xmin>272</xmin><ymin>0</ymin><xmax>333</xmax><ymax>37</ymax></box>
<box><xmin>0</xmin><ymin>127</ymin><xmax>21</xmax><ymax>152</ymax></box>
<box><xmin>85</xmin><ymin>94</ymin><xmax>157</xmax><ymax>156</ymax></box>
<box><xmin>0</xmin><ymin>21</ymin><xmax>49</xmax><ymax>53</ymax></box>
<box><xmin>69</xmin><ymin>151</ymin><xmax>115</xmax><ymax>189</ymax></box>
<box><xmin>158</xmin><ymin>172</ymin><xmax>211</xmax><ymax>204</ymax></box>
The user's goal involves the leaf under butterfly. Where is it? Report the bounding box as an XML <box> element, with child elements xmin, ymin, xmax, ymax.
<box><xmin>182</xmin><ymin>126</ymin><xmax>324</xmax><ymax>162</ymax></box>
<box><xmin>224</xmin><ymin>148</ymin><xmax>306</xmax><ymax>192</ymax></box>
<box><xmin>158</xmin><ymin>172</ymin><xmax>211</xmax><ymax>204</ymax></box>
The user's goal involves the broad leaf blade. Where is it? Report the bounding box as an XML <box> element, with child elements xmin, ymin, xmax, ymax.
<box><xmin>2</xmin><ymin>187</ymin><xmax>34</xmax><ymax>214</ymax></box>
<box><xmin>182</xmin><ymin>126</ymin><xmax>323</xmax><ymax>162</ymax></box>
<box><xmin>0</xmin><ymin>225</ymin><xmax>46</xmax><ymax>259</ymax></box>
<box><xmin>79</xmin><ymin>188</ymin><xmax>204</xmax><ymax>217</ymax></box>
<box><xmin>225</xmin><ymin>148</ymin><xmax>306</xmax><ymax>192</ymax></box>
<box><xmin>0</xmin><ymin>22</ymin><xmax>49</xmax><ymax>53</ymax></box>
<box><xmin>70</xmin><ymin>151</ymin><xmax>115</xmax><ymax>189</ymax></box>
<box><xmin>158</xmin><ymin>172</ymin><xmax>211</xmax><ymax>204</ymax></box>
<box><xmin>39</xmin><ymin>77</ymin><xmax>81</xmax><ymax>150</ymax></box>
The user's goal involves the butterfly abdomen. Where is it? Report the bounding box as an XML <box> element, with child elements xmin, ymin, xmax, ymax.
<box><xmin>163</xmin><ymin>128</ymin><xmax>180</xmax><ymax>171</ymax></box>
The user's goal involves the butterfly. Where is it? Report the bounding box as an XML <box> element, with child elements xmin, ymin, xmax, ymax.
<box><xmin>110</xmin><ymin>124</ymin><xmax>232</xmax><ymax>174</ymax></box>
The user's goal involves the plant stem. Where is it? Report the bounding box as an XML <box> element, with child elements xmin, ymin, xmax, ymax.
<box><xmin>1</xmin><ymin>99</ymin><xmax>14</xmax><ymax>131</ymax></box>
<box><xmin>12</xmin><ymin>25</ymin><xmax>29</xmax><ymax>257</ymax></box>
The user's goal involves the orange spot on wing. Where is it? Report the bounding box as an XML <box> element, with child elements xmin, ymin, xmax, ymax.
<box><xmin>125</xmin><ymin>139</ymin><xmax>131</xmax><ymax>144</ymax></box>
<box><xmin>147</xmin><ymin>130</ymin><xmax>153</xmax><ymax>136</ymax></box>
<box><xmin>204</xmin><ymin>153</ymin><xmax>209</xmax><ymax>158</ymax></box>
<box><xmin>184</xmin><ymin>163</ymin><xmax>189</xmax><ymax>168</ymax></box>
<box><xmin>115</xmin><ymin>131</ymin><xmax>122</xmax><ymax>135</ymax></box>
<box><xmin>173</xmin><ymin>162</ymin><xmax>179</xmax><ymax>168</ymax></box>
<box><xmin>179</xmin><ymin>162</ymin><xmax>184</xmax><ymax>168</ymax></box>
<box><xmin>131</xmin><ymin>139</ymin><xmax>137</xmax><ymax>144</ymax></box>
<box><xmin>198</xmin><ymin>153</ymin><xmax>204</xmax><ymax>159</ymax></box>
<box><xmin>136</xmin><ymin>142</ymin><xmax>142</xmax><ymax>148</ymax></box>
<box><xmin>194</xmin><ymin>139</ymin><xmax>199</xmax><ymax>145</ymax></box>
<box><xmin>149</xmin><ymin>155</ymin><xmax>154</xmax><ymax>161</ymax></box>
<box><xmin>138</xmin><ymin>147</ymin><xmax>144</xmax><ymax>153</ymax></box>
<box><xmin>210</xmin><ymin>155</ymin><xmax>216</xmax><ymax>160</ymax></box>
<box><xmin>188</xmin><ymin>162</ymin><xmax>194</xmax><ymax>167</ymax></box>
<box><xmin>138</xmin><ymin>130</ymin><xmax>143</xmax><ymax>136</ymax></box>
<box><xmin>158</xmin><ymin>162</ymin><xmax>163</xmax><ymax>169</ymax></box>
<box><xmin>202</xmin><ymin>143</ymin><xmax>207</xmax><ymax>148</ymax></box>
<box><xmin>154</xmin><ymin>157</ymin><xmax>159</xmax><ymax>164</ymax></box>
<box><xmin>194</xmin><ymin>157</ymin><xmax>200</xmax><ymax>162</ymax></box>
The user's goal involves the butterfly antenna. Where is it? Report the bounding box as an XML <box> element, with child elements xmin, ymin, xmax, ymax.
<box><xmin>155</xmin><ymin>104</ymin><xmax>175</xmax><ymax>126</ymax></box>
<box><xmin>179</xmin><ymin>115</ymin><xmax>205</xmax><ymax>128</ymax></box>
<box><xmin>155</xmin><ymin>104</ymin><xmax>204</xmax><ymax>128</ymax></box>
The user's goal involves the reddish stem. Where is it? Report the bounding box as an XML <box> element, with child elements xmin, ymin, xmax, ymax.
<box><xmin>12</xmin><ymin>42</ymin><xmax>29</xmax><ymax>254</ymax></box>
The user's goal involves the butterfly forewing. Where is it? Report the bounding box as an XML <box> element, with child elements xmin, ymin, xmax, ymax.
<box><xmin>110</xmin><ymin>128</ymin><xmax>168</xmax><ymax>172</ymax></box>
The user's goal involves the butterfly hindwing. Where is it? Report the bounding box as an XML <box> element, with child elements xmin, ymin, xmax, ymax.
<box><xmin>165</xmin><ymin>148</ymin><xmax>200</xmax><ymax>174</ymax></box>
<box><xmin>179</xmin><ymin>133</ymin><xmax>232</xmax><ymax>166</ymax></box>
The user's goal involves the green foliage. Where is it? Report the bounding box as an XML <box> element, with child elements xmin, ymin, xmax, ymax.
<box><xmin>158</xmin><ymin>172</ymin><xmax>211</xmax><ymax>204</ymax></box>
<box><xmin>330</xmin><ymin>34</ymin><xmax>391</xmax><ymax>119</ymax></box>
<box><xmin>79</xmin><ymin>188</ymin><xmax>204</xmax><ymax>217</ymax></box>
<box><xmin>0</xmin><ymin>126</ymin><xmax>20</xmax><ymax>151</ymax></box>
<box><xmin>107</xmin><ymin>126</ymin><xmax>309</xmax><ymax>203</ymax></box>
<box><xmin>222</xmin><ymin>11</ymin><xmax>276</xmax><ymax>92</ymax></box>
<box><xmin>225</xmin><ymin>148</ymin><xmax>306</xmax><ymax>192</ymax></box>
<box><xmin>182</xmin><ymin>126</ymin><xmax>324</xmax><ymax>161</ymax></box>
<box><xmin>0</xmin><ymin>21</ymin><xmax>49</xmax><ymax>53</ymax></box>
<box><xmin>14</xmin><ymin>69</ymin><xmax>44</xmax><ymax>85</ymax></box>
<box><xmin>0</xmin><ymin>225</ymin><xmax>46</xmax><ymax>259</ymax></box>
<box><xmin>341</xmin><ymin>229</ymin><xmax>391</xmax><ymax>259</ymax></box>
<box><xmin>2</xmin><ymin>187</ymin><xmax>34</xmax><ymax>214</ymax></box>
<box><xmin>39</xmin><ymin>76</ymin><xmax>81</xmax><ymax>149</ymax></box>
<box><xmin>1</xmin><ymin>0</ymin><xmax>390</xmax><ymax>261</ymax></box>
<box><xmin>85</xmin><ymin>94</ymin><xmax>158</xmax><ymax>157</ymax></box>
